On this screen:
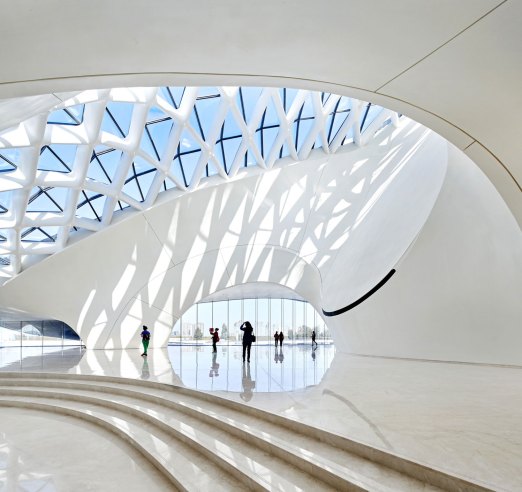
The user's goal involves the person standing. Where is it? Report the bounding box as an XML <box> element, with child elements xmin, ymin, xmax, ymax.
<box><xmin>140</xmin><ymin>325</ymin><xmax>151</xmax><ymax>357</ymax></box>
<box><xmin>212</xmin><ymin>328</ymin><xmax>220</xmax><ymax>353</ymax></box>
<box><xmin>312</xmin><ymin>329</ymin><xmax>317</xmax><ymax>347</ymax></box>
<box><xmin>279</xmin><ymin>331</ymin><xmax>284</xmax><ymax>347</ymax></box>
<box><xmin>273</xmin><ymin>331</ymin><xmax>279</xmax><ymax>347</ymax></box>
<box><xmin>240</xmin><ymin>321</ymin><xmax>254</xmax><ymax>363</ymax></box>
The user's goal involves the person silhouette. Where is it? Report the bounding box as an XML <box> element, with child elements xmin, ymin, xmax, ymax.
<box><xmin>274</xmin><ymin>331</ymin><xmax>279</xmax><ymax>347</ymax></box>
<box><xmin>311</xmin><ymin>329</ymin><xmax>318</xmax><ymax>348</ymax></box>
<box><xmin>240</xmin><ymin>321</ymin><xmax>254</xmax><ymax>363</ymax></box>
<box><xmin>140</xmin><ymin>325</ymin><xmax>151</xmax><ymax>357</ymax></box>
<box><xmin>212</xmin><ymin>328</ymin><xmax>220</xmax><ymax>353</ymax></box>
<box><xmin>278</xmin><ymin>331</ymin><xmax>284</xmax><ymax>347</ymax></box>
<box><xmin>240</xmin><ymin>362</ymin><xmax>256</xmax><ymax>402</ymax></box>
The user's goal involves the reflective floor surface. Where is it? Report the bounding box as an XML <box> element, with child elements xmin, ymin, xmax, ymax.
<box><xmin>0</xmin><ymin>343</ymin><xmax>335</xmax><ymax>397</ymax></box>
<box><xmin>1</xmin><ymin>345</ymin><xmax>522</xmax><ymax>491</ymax></box>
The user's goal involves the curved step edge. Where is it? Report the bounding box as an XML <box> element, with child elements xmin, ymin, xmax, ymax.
<box><xmin>0</xmin><ymin>398</ymin><xmax>185</xmax><ymax>491</ymax></box>
<box><xmin>0</xmin><ymin>372</ymin><xmax>494</xmax><ymax>492</ymax></box>
<box><xmin>0</xmin><ymin>388</ymin><xmax>281</xmax><ymax>492</ymax></box>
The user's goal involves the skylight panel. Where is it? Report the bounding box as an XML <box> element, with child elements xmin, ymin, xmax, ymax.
<box><xmin>146</xmin><ymin>118</ymin><xmax>175</xmax><ymax>160</ymax></box>
<box><xmin>47</xmin><ymin>104</ymin><xmax>85</xmax><ymax>125</ymax></box>
<box><xmin>0</xmin><ymin>148</ymin><xmax>21</xmax><ymax>172</ymax></box>
<box><xmin>102</xmin><ymin>102</ymin><xmax>134</xmax><ymax>138</ymax></box>
<box><xmin>27</xmin><ymin>186</ymin><xmax>63</xmax><ymax>213</ymax></box>
<box><xmin>38</xmin><ymin>144</ymin><xmax>77</xmax><ymax>173</ymax></box>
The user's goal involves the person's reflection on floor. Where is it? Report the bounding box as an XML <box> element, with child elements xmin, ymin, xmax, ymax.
<box><xmin>277</xmin><ymin>348</ymin><xmax>284</xmax><ymax>364</ymax></box>
<box><xmin>141</xmin><ymin>357</ymin><xmax>150</xmax><ymax>380</ymax></box>
<box><xmin>240</xmin><ymin>362</ymin><xmax>256</xmax><ymax>402</ymax></box>
<box><xmin>311</xmin><ymin>346</ymin><xmax>317</xmax><ymax>361</ymax></box>
<box><xmin>274</xmin><ymin>346</ymin><xmax>279</xmax><ymax>364</ymax></box>
<box><xmin>209</xmin><ymin>351</ymin><xmax>220</xmax><ymax>378</ymax></box>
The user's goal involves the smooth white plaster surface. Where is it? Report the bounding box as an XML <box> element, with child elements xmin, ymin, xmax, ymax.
<box><xmin>328</xmin><ymin>142</ymin><xmax>522</xmax><ymax>365</ymax></box>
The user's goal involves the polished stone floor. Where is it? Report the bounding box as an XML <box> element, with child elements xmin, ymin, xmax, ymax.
<box><xmin>1</xmin><ymin>345</ymin><xmax>521</xmax><ymax>491</ymax></box>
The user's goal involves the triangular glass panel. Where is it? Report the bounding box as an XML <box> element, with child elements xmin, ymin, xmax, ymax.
<box><xmin>0</xmin><ymin>229</ymin><xmax>8</xmax><ymax>241</ymax></box>
<box><xmin>236</xmin><ymin>87</ymin><xmax>262</xmax><ymax>124</ymax></box>
<box><xmin>133</xmin><ymin>155</ymin><xmax>156</xmax><ymax>176</ymax></box>
<box><xmin>158</xmin><ymin>87</ymin><xmax>177</xmax><ymax>109</ymax></box>
<box><xmin>327</xmin><ymin>111</ymin><xmax>349</xmax><ymax>145</ymax></box>
<box><xmin>279</xmin><ymin>142</ymin><xmax>291</xmax><ymax>160</ymax></box>
<box><xmin>45</xmin><ymin>187</ymin><xmax>68</xmax><ymax>211</ymax></box>
<box><xmin>294</xmin><ymin>118</ymin><xmax>314</xmax><ymax>154</ymax></box>
<box><xmin>0</xmin><ymin>256</ymin><xmax>10</xmax><ymax>265</ymax></box>
<box><xmin>222</xmin><ymin>110</ymin><xmax>242</xmax><ymax>140</ymax></box>
<box><xmin>146</xmin><ymin>118</ymin><xmax>174</xmax><ymax>159</ymax></box>
<box><xmin>136</xmin><ymin>169</ymin><xmax>156</xmax><ymax>200</ymax></box>
<box><xmin>360</xmin><ymin>104</ymin><xmax>382</xmax><ymax>132</ymax></box>
<box><xmin>87</xmin><ymin>152</ymin><xmax>111</xmax><ymax>184</ymax></box>
<box><xmin>102</xmin><ymin>102</ymin><xmax>134</xmax><ymax>138</ymax></box>
<box><xmin>27</xmin><ymin>187</ymin><xmax>63</xmax><ymax>212</ymax></box>
<box><xmin>221</xmin><ymin>136</ymin><xmax>242</xmax><ymax>174</ymax></box>
<box><xmin>177</xmin><ymin>149</ymin><xmax>201</xmax><ymax>186</ymax></box>
<box><xmin>257</xmin><ymin>126</ymin><xmax>279</xmax><ymax>159</ymax></box>
<box><xmin>122</xmin><ymin>176</ymin><xmax>143</xmax><ymax>202</ymax></box>
<box><xmin>170</xmin><ymin>156</ymin><xmax>188</xmax><ymax>187</ymax></box>
<box><xmin>146</xmin><ymin>106</ymin><xmax>169</xmax><ymax>124</ymax></box>
<box><xmin>0</xmin><ymin>191</ymin><xmax>10</xmax><ymax>214</ymax></box>
<box><xmin>165</xmin><ymin>87</ymin><xmax>186</xmax><ymax>109</ymax></box>
<box><xmin>140</xmin><ymin>129</ymin><xmax>159</xmax><ymax>160</ymax></box>
<box><xmin>261</xmin><ymin>97</ymin><xmax>280</xmax><ymax>127</ymax></box>
<box><xmin>48</xmin><ymin>104</ymin><xmax>85</xmax><ymax>125</ymax></box>
<box><xmin>299</xmin><ymin>93</ymin><xmax>314</xmax><ymax>119</ymax></box>
<box><xmin>91</xmin><ymin>146</ymin><xmax>122</xmax><ymax>182</ymax></box>
<box><xmin>279</xmin><ymin>88</ymin><xmax>299</xmax><ymax>112</ymax></box>
<box><xmin>191</xmin><ymin>93</ymin><xmax>221</xmax><ymax>141</ymax></box>
<box><xmin>178</xmin><ymin>128</ymin><xmax>201</xmax><ymax>155</ymax></box>
<box><xmin>38</xmin><ymin>145</ymin><xmax>77</xmax><ymax>173</ymax></box>
<box><xmin>21</xmin><ymin>226</ymin><xmax>56</xmax><ymax>242</ymax></box>
<box><xmin>0</xmin><ymin>148</ymin><xmax>21</xmax><ymax>172</ymax></box>
<box><xmin>77</xmin><ymin>191</ymin><xmax>105</xmax><ymax>221</ymax></box>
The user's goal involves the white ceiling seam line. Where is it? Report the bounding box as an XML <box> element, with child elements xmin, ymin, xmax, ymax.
<box><xmin>373</xmin><ymin>0</ymin><xmax>509</xmax><ymax>93</ymax></box>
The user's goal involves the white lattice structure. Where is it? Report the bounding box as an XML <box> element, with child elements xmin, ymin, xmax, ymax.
<box><xmin>0</xmin><ymin>86</ymin><xmax>399</xmax><ymax>279</ymax></box>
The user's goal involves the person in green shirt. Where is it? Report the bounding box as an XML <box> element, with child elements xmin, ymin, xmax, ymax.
<box><xmin>140</xmin><ymin>325</ymin><xmax>151</xmax><ymax>357</ymax></box>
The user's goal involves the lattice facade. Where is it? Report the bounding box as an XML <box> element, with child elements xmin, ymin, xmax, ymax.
<box><xmin>0</xmin><ymin>86</ymin><xmax>399</xmax><ymax>278</ymax></box>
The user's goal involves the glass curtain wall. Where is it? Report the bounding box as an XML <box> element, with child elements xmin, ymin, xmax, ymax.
<box><xmin>171</xmin><ymin>298</ymin><xmax>331</xmax><ymax>346</ymax></box>
<box><xmin>0</xmin><ymin>320</ymin><xmax>83</xmax><ymax>348</ymax></box>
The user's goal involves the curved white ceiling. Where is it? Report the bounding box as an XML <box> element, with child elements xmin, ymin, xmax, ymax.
<box><xmin>0</xmin><ymin>86</ymin><xmax>398</xmax><ymax>279</ymax></box>
<box><xmin>1</xmin><ymin>1</ymin><xmax>519</xmax><ymax>227</ymax></box>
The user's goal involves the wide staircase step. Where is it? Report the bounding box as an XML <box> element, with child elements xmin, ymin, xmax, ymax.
<box><xmin>0</xmin><ymin>372</ymin><xmax>493</xmax><ymax>492</ymax></box>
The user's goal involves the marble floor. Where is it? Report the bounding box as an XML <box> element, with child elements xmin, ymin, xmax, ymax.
<box><xmin>1</xmin><ymin>345</ymin><xmax>521</xmax><ymax>491</ymax></box>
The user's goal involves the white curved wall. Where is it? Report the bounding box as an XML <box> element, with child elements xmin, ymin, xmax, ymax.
<box><xmin>0</xmin><ymin>119</ymin><xmax>445</xmax><ymax>349</ymax></box>
<box><xmin>1</xmin><ymin>1</ymin><xmax>520</xmax><ymax>227</ymax></box>
<box><xmin>329</xmin><ymin>144</ymin><xmax>522</xmax><ymax>365</ymax></box>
